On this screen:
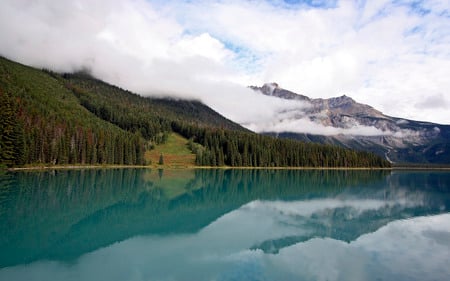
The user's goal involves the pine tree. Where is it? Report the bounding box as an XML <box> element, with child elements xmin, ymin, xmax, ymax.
<box><xmin>0</xmin><ymin>91</ymin><xmax>18</xmax><ymax>166</ymax></box>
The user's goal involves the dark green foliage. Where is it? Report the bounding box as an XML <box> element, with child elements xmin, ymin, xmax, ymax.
<box><xmin>0</xmin><ymin>90</ymin><xmax>24</xmax><ymax>166</ymax></box>
<box><xmin>0</xmin><ymin>57</ymin><xmax>145</xmax><ymax>166</ymax></box>
<box><xmin>62</xmin><ymin>73</ymin><xmax>246</xmax><ymax>141</ymax></box>
<box><xmin>0</xmin><ymin>56</ymin><xmax>389</xmax><ymax>168</ymax></box>
<box><xmin>173</xmin><ymin>124</ymin><xmax>390</xmax><ymax>168</ymax></box>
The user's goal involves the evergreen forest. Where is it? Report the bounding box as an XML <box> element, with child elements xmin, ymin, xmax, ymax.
<box><xmin>0</xmin><ymin>56</ymin><xmax>390</xmax><ymax>168</ymax></box>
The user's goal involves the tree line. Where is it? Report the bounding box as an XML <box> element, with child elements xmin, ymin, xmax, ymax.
<box><xmin>0</xmin><ymin>56</ymin><xmax>390</xmax><ymax>168</ymax></box>
<box><xmin>173</xmin><ymin>123</ymin><xmax>390</xmax><ymax>168</ymax></box>
<box><xmin>0</xmin><ymin>57</ymin><xmax>145</xmax><ymax>167</ymax></box>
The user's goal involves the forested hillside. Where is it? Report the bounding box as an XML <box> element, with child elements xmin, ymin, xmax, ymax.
<box><xmin>63</xmin><ymin>72</ymin><xmax>245</xmax><ymax>133</ymax></box>
<box><xmin>0</xmin><ymin>57</ymin><xmax>390</xmax><ymax>168</ymax></box>
<box><xmin>174</xmin><ymin>124</ymin><xmax>389</xmax><ymax>167</ymax></box>
<box><xmin>0</xmin><ymin>57</ymin><xmax>145</xmax><ymax>166</ymax></box>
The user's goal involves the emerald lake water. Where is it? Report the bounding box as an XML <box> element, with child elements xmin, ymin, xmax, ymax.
<box><xmin>0</xmin><ymin>169</ymin><xmax>449</xmax><ymax>281</ymax></box>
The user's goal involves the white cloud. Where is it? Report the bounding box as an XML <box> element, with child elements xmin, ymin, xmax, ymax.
<box><xmin>245</xmin><ymin>115</ymin><xmax>395</xmax><ymax>136</ymax></box>
<box><xmin>415</xmin><ymin>93</ymin><xmax>448</xmax><ymax>109</ymax></box>
<box><xmin>0</xmin><ymin>0</ymin><xmax>449</xmax><ymax>126</ymax></box>
<box><xmin>173</xmin><ymin>33</ymin><xmax>233</xmax><ymax>63</ymax></box>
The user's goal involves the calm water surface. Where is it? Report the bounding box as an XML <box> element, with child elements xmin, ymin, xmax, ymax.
<box><xmin>0</xmin><ymin>169</ymin><xmax>449</xmax><ymax>281</ymax></box>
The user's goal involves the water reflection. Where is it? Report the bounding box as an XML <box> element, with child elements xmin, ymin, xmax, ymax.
<box><xmin>0</xmin><ymin>169</ymin><xmax>449</xmax><ymax>280</ymax></box>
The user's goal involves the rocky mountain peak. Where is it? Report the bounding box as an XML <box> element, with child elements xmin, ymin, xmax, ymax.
<box><xmin>251</xmin><ymin>83</ymin><xmax>311</xmax><ymax>101</ymax></box>
<box><xmin>255</xmin><ymin>84</ymin><xmax>386</xmax><ymax>117</ymax></box>
<box><xmin>249</xmin><ymin>83</ymin><xmax>450</xmax><ymax>164</ymax></box>
<box><xmin>328</xmin><ymin>95</ymin><xmax>355</xmax><ymax>106</ymax></box>
<box><xmin>260</xmin><ymin>82</ymin><xmax>279</xmax><ymax>96</ymax></box>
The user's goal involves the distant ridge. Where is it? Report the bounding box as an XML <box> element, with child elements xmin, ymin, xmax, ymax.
<box><xmin>251</xmin><ymin>83</ymin><xmax>450</xmax><ymax>164</ymax></box>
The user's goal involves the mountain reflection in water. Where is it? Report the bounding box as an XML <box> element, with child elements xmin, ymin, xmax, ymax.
<box><xmin>0</xmin><ymin>169</ymin><xmax>449</xmax><ymax>281</ymax></box>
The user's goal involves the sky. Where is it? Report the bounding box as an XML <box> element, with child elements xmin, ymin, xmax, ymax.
<box><xmin>1</xmin><ymin>0</ymin><xmax>449</xmax><ymax>131</ymax></box>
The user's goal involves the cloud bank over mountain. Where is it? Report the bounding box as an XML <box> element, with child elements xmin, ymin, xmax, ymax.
<box><xmin>1</xmin><ymin>0</ymin><xmax>449</xmax><ymax>126</ymax></box>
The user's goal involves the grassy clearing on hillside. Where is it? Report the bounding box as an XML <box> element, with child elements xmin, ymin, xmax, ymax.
<box><xmin>145</xmin><ymin>133</ymin><xmax>196</xmax><ymax>168</ymax></box>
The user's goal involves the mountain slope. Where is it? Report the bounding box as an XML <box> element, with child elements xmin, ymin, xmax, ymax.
<box><xmin>0</xmin><ymin>56</ymin><xmax>389</xmax><ymax>168</ymax></box>
<box><xmin>62</xmin><ymin>72</ymin><xmax>246</xmax><ymax>133</ymax></box>
<box><xmin>0</xmin><ymin>56</ymin><xmax>146</xmax><ymax>166</ymax></box>
<box><xmin>251</xmin><ymin>83</ymin><xmax>450</xmax><ymax>164</ymax></box>
<box><xmin>0</xmin><ymin>56</ymin><xmax>245</xmax><ymax>167</ymax></box>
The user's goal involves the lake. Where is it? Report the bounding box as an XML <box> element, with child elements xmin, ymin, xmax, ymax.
<box><xmin>0</xmin><ymin>168</ymin><xmax>449</xmax><ymax>281</ymax></box>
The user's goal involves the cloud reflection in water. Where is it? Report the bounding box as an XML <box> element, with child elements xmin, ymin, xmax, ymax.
<box><xmin>1</xmin><ymin>197</ymin><xmax>449</xmax><ymax>281</ymax></box>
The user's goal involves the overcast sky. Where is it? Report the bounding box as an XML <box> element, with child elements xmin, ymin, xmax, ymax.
<box><xmin>1</xmin><ymin>0</ymin><xmax>449</xmax><ymax>128</ymax></box>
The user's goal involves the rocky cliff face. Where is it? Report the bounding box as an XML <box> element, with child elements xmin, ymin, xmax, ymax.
<box><xmin>250</xmin><ymin>83</ymin><xmax>450</xmax><ymax>164</ymax></box>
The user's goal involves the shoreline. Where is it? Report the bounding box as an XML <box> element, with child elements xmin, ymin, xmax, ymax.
<box><xmin>6</xmin><ymin>164</ymin><xmax>450</xmax><ymax>172</ymax></box>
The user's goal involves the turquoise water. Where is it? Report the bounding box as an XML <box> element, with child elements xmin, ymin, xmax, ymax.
<box><xmin>0</xmin><ymin>169</ymin><xmax>449</xmax><ymax>281</ymax></box>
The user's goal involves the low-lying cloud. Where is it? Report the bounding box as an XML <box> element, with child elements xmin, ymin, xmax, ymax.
<box><xmin>1</xmin><ymin>0</ymin><xmax>449</xmax><ymax>127</ymax></box>
<box><xmin>245</xmin><ymin>117</ymin><xmax>390</xmax><ymax>136</ymax></box>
